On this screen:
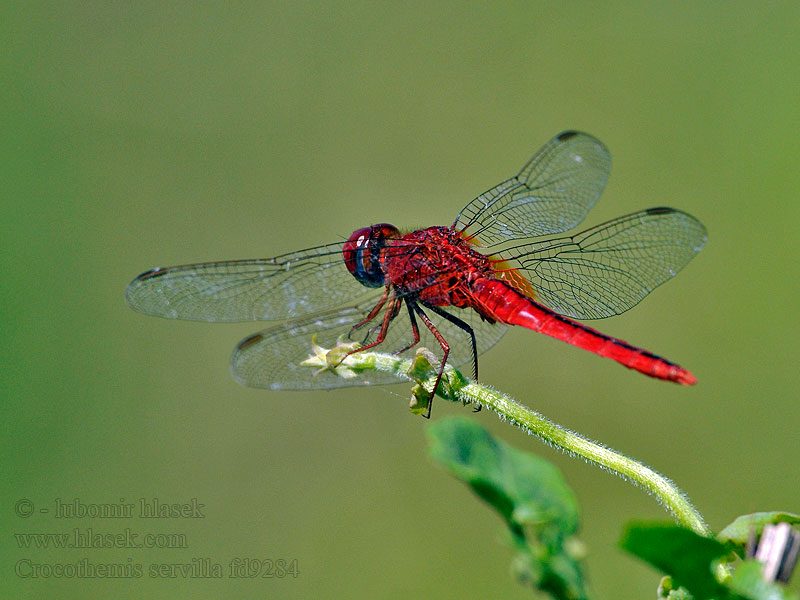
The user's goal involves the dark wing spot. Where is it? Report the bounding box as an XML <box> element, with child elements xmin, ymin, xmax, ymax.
<box><xmin>557</xmin><ymin>130</ymin><xmax>578</xmax><ymax>141</ymax></box>
<box><xmin>137</xmin><ymin>267</ymin><xmax>168</xmax><ymax>281</ymax></box>
<box><xmin>645</xmin><ymin>207</ymin><xmax>674</xmax><ymax>215</ymax></box>
<box><xmin>237</xmin><ymin>333</ymin><xmax>264</xmax><ymax>350</ymax></box>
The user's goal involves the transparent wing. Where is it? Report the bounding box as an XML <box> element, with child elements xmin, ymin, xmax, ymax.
<box><xmin>453</xmin><ymin>131</ymin><xmax>611</xmax><ymax>246</ymax></box>
<box><xmin>232</xmin><ymin>297</ymin><xmax>508</xmax><ymax>390</ymax></box>
<box><xmin>496</xmin><ymin>208</ymin><xmax>707</xmax><ymax>320</ymax></box>
<box><xmin>126</xmin><ymin>242</ymin><xmax>380</xmax><ymax>322</ymax></box>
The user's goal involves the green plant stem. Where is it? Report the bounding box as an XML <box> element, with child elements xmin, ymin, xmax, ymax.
<box><xmin>307</xmin><ymin>343</ymin><xmax>711</xmax><ymax>537</ymax></box>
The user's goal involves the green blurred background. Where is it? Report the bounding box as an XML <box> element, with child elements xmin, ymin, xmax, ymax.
<box><xmin>3</xmin><ymin>2</ymin><xmax>798</xmax><ymax>598</ymax></box>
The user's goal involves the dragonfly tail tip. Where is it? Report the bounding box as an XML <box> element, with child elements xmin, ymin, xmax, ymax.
<box><xmin>674</xmin><ymin>369</ymin><xmax>697</xmax><ymax>385</ymax></box>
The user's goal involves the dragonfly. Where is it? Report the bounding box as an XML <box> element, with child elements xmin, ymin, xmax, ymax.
<box><xmin>126</xmin><ymin>131</ymin><xmax>706</xmax><ymax>416</ymax></box>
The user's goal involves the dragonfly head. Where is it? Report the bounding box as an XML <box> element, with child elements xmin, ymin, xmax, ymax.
<box><xmin>343</xmin><ymin>223</ymin><xmax>400</xmax><ymax>288</ymax></box>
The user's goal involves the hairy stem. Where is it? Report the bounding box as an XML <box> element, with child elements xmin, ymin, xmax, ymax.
<box><xmin>305</xmin><ymin>342</ymin><xmax>710</xmax><ymax>536</ymax></box>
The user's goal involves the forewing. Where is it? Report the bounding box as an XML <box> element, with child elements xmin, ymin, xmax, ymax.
<box><xmin>453</xmin><ymin>131</ymin><xmax>611</xmax><ymax>246</ymax></box>
<box><xmin>125</xmin><ymin>242</ymin><xmax>378</xmax><ymax>322</ymax></box>
<box><xmin>498</xmin><ymin>208</ymin><xmax>707</xmax><ymax>320</ymax></box>
<box><xmin>232</xmin><ymin>298</ymin><xmax>508</xmax><ymax>390</ymax></box>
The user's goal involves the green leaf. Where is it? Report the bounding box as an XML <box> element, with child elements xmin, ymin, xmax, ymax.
<box><xmin>620</xmin><ymin>523</ymin><xmax>729</xmax><ymax>600</ymax></box>
<box><xmin>718</xmin><ymin>512</ymin><xmax>800</xmax><ymax>549</ymax></box>
<box><xmin>727</xmin><ymin>560</ymin><xmax>799</xmax><ymax>600</ymax></box>
<box><xmin>427</xmin><ymin>417</ymin><xmax>586</xmax><ymax>600</ymax></box>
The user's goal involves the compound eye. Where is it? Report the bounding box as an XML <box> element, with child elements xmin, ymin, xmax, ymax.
<box><xmin>348</xmin><ymin>227</ymin><xmax>372</xmax><ymax>250</ymax></box>
<box><xmin>342</xmin><ymin>224</ymin><xmax>398</xmax><ymax>287</ymax></box>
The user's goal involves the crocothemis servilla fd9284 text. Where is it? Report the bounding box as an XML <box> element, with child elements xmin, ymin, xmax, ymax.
<box><xmin>126</xmin><ymin>131</ymin><xmax>707</xmax><ymax>414</ymax></box>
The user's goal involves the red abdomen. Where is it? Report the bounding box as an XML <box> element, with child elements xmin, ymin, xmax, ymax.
<box><xmin>470</xmin><ymin>278</ymin><xmax>696</xmax><ymax>385</ymax></box>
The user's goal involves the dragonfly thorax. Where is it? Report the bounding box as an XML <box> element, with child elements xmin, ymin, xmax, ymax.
<box><xmin>384</xmin><ymin>226</ymin><xmax>493</xmax><ymax>307</ymax></box>
<box><xmin>342</xmin><ymin>223</ymin><xmax>400</xmax><ymax>288</ymax></box>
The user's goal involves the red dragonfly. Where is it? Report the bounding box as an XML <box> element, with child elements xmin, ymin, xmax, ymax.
<box><xmin>126</xmin><ymin>131</ymin><xmax>706</xmax><ymax>414</ymax></box>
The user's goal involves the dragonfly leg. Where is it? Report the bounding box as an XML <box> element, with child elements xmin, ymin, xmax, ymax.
<box><xmin>343</xmin><ymin>294</ymin><xmax>402</xmax><ymax>360</ymax></box>
<box><xmin>427</xmin><ymin>306</ymin><xmax>478</xmax><ymax>380</ymax></box>
<box><xmin>349</xmin><ymin>287</ymin><xmax>390</xmax><ymax>334</ymax></box>
<box><xmin>412</xmin><ymin>305</ymin><xmax>451</xmax><ymax>419</ymax></box>
<box><xmin>394</xmin><ymin>300</ymin><xmax>422</xmax><ymax>355</ymax></box>
<box><xmin>361</xmin><ymin>297</ymin><xmax>403</xmax><ymax>344</ymax></box>
<box><xmin>427</xmin><ymin>305</ymin><xmax>481</xmax><ymax>413</ymax></box>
